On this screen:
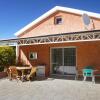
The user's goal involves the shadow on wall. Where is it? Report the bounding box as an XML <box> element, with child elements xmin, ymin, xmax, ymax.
<box><xmin>19</xmin><ymin>48</ymin><xmax>47</xmax><ymax>67</ymax></box>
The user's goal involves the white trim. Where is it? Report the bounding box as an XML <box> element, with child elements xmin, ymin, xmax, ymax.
<box><xmin>51</xmin><ymin>46</ymin><xmax>76</xmax><ymax>49</ymax></box>
<box><xmin>14</xmin><ymin>31</ymin><xmax>100</xmax><ymax>45</ymax></box>
<box><xmin>14</xmin><ymin>6</ymin><xmax>100</xmax><ymax>36</ymax></box>
<box><xmin>1</xmin><ymin>38</ymin><xmax>100</xmax><ymax>46</ymax></box>
<box><xmin>50</xmin><ymin>48</ymin><xmax>52</xmax><ymax>75</ymax></box>
<box><xmin>16</xmin><ymin>45</ymin><xmax>19</xmax><ymax>63</ymax></box>
<box><xmin>15</xmin><ymin>39</ymin><xmax>100</xmax><ymax>46</ymax></box>
<box><xmin>29</xmin><ymin>52</ymin><xmax>37</xmax><ymax>60</ymax></box>
<box><xmin>1</xmin><ymin>31</ymin><xmax>100</xmax><ymax>46</ymax></box>
<box><xmin>51</xmin><ymin>74</ymin><xmax>76</xmax><ymax>77</ymax></box>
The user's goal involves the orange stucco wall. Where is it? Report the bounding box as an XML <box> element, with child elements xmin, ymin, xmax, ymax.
<box><xmin>19</xmin><ymin>41</ymin><xmax>100</xmax><ymax>76</ymax></box>
<box><xmin>18</xmin><ymin>11</ymin><xmax>100</xmax><ymax>38</ymax></box>
<box><xmin>17</xmin><ymin>10</ymin><xmax>100</xmax><ymax>76</ymax></box>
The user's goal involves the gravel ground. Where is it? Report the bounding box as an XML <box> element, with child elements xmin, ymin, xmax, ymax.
<box><xmin>0</xmin><ymin>78</ymin><xmax>100</xmax><ymax>100</ymax></box>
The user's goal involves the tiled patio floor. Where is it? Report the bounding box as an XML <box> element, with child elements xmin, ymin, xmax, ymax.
<box><xmin>0</xmin><ymin>78</ymin><xmax>100</xmax><ymax>100</ymax></box>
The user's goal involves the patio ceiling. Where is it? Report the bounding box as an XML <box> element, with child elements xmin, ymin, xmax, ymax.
<box><xmin>0</xmin><ymin>30</ymin><xmax>100</xmax><ymax>46</ymax></box>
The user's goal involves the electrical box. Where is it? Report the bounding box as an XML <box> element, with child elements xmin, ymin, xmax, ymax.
<box><xmin>36</xmin><ymin>66</ymin><xmax>45</xmax><ymax>77</ymax></box>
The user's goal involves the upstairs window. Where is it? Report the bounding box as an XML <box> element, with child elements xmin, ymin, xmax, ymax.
<box><xmin>54</xmin><ymin>16</ymin><xmax>62</xmax><ymax>25</ymax></box>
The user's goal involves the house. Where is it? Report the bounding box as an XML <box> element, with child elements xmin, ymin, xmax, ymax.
<box><xmin>5</xmin><ymin>6</ymin><xmax>100</xmax><ymax>77</ymax></box>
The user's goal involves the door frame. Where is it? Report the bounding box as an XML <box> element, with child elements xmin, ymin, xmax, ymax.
<box><xmin>50</xmin><ymin>46</ymin><xmax>77</xmax><ymax>75</ymax></box>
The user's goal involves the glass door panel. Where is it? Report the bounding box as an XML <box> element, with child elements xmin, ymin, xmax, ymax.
<box><xmin>64</xmin><ymin>48</ymin><xmax>76</xmax><ymax>66</ymax></box>
<box><xmin>51</xmin><ymin>47</ymin><xmax>76</xmax><ymax>75</ymax></box>
<box><xmin>64</xmin><ymin>48</ymin><xmax>76</xmax><ymax>75</ymax></box>
<box><xmin>51</xmin><ymin>48</ymin><xmax>63</xmax><ymax>74</ymax></box>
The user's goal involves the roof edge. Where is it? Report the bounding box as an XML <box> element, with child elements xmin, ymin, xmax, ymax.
<box><xmin>15</xmin><ymin>6</ymin><xmax>100</xmax><ymax>36</ymax></box>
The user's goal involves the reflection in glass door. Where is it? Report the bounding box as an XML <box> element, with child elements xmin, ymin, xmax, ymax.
<box><xmin>51</xmin><ymin>47</ymin><xmax>76</xmax><ymax>75</ymax></box>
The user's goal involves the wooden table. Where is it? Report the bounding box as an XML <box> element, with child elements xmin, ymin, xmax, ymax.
<box><xmin>16</xmin><ymin>67</ymin><xmax>32</xmax><ymax>81</ymax></box>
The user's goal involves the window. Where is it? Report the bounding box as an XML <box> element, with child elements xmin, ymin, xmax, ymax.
<box><xmin>52</xmin><ymin>48</ymin><xmax>76</xmax><ymax>66</ymax></box>
<box><xmin>29</xmin><ymin>52</ymin><xmax>37</xmax><ymax>60</ymax></box>
<box><xmin>54</xmin><ymin>16</ymin><xmax>62</xmax><ymax>25</ymax></box>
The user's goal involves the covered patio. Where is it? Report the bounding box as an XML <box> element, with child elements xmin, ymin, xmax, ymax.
<box><xmin>0</xmin><ymin>30</ymin><xmax>100</xmax><ymax>81</ymax></box>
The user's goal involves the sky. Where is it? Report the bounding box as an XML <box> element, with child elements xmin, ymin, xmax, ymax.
<box><xmin>0</xmin><ymin>0</ymin><xmax>100</xmax><ymax>39</ymax></box>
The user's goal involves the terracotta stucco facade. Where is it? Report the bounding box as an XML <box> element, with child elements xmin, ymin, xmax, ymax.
<box><xmin>17</xmin><ymin>11</ymin><xmax>100</xmax><ymax>76</ymax></box>
<box><xmin>18</xmin><ymin>11</ymin><xmax>100</xmax><ymax>38</ymax></box>
<box><xmin>18</xmin><ymin>41</ymin><xmax>100</xmax><ymax>76</ymax></box>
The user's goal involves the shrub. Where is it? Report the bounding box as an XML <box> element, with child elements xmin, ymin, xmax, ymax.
<box><xmin>0</xmin><ymin>46</ymin><xmax>16</xmax><ymax>71</ymax></box>
<box><xmin>0</xmin><ymin>66</ymin><xmax>4</xmax><ymax>72</ymax></box>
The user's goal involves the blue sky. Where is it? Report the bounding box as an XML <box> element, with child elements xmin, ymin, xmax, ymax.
<box><xmin>0</xmin><ymin>0</ymin><xmax>100</xmax><ymax>39</ymax></box>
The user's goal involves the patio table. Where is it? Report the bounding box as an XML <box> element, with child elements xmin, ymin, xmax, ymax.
<box><xmin>16</xmin><ymin>67</ymin><xmax>32</xmax><ymax>81</ymax></box>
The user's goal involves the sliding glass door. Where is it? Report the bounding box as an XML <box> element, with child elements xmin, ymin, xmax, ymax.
<box><xmin>51</xmin><ymin>47</ymin><xmax>76</xmax><ymax>75</ymax></box>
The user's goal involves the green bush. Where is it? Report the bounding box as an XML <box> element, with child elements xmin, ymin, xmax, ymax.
<box><xmin>0</xmin><ymin>46</ymin><xmax>16</xmax><ymax>71</ymax></box>
<box><xmin>0</xmin><ymin>66</ymin><xmax>4</xmax><ymax>72</ymax></box>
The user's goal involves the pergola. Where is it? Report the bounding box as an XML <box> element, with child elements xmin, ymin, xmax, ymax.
<box><xmin>0</xmin><ymin>30</ymin><xmax>100</xmax><ymax>46</ymax></box>
<box><xmin>0</xmin><ymin>30</ymin><xmax>100</xmax><ymax>63</ymax></box>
